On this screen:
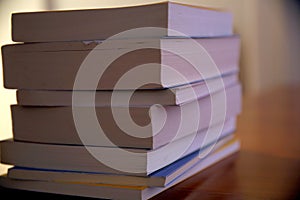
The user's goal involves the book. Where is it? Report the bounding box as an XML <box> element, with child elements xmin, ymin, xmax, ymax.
<box><xmin>16</xmin><ymin>73</ymin><xmax>238</xmax><ymax>106</ymax></box>
<box><xmin>11</xmin><ymin>2</ymin><xmax>233</xmax><ymax>42</ymax></box>
<box><xmin>0</xmin><ymin>2</ymin><xmax>242</xmax><ymax>199</ymax></box>
<box><xmin>0</xmin><ymin>139</ymin><xmax>240</xmax><ymax>200</ymax></box>
<box><xmin>7</xmin><ymin>135</ymin><xmax>235</xmax><ymax>187</ymax></box>
<box><xmin>12</xmin><ymin>84</ymin><xmax>241</xmax><ymax>149</ymax></box>
<box><xmin>0</xmin><ymin>121</ymin><xmax>235</xmax><ymax>176</ymax></box>
<box><xmin>2</xmin><ymin>36</ymin><xmax>240</xmax><ymax>90</ymax></box>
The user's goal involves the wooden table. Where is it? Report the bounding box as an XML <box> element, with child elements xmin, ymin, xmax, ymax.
<box><xmin>1</xmin><ymin>86</ymin><xmax>300</xmax><ymax>199</ymax></box>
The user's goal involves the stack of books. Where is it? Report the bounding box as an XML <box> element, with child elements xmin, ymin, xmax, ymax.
<box><xmin>0</xmin><ymin>2</ymin><xmax>242</xmax><ymax>199</ymax></box>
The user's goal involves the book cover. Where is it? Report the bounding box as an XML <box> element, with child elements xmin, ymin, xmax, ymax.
<box><xmin>12</xmin><ymin>2</ymin><xmax>233</xmax><ymax>42</ymax></box>
<box><xmin>0</xmin><ymin>139</ymin><xmax>240</xmax><ymax>200</ymax></box>
<box><xmin>2</xmin><ymin>37</ymin><xmax>240</xmax><ymax>90</ymax></box>
<box><xmin>7</xmin><ymin>135</ymin><xmax>235</xmax><ymax>187</ymax></box>
<box><xmin>12</xmin><ymin>84</ymin><xmax>241</xmax><ymax>148</ymax></box>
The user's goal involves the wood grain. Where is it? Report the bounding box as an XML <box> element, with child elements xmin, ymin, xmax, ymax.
<box><xmin>153</xmin><ymin>86</ymin><xmax>300</xmax><ymax>199</ymax></box>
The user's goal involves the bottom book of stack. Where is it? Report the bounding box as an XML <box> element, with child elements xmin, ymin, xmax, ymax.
<box><xmin>0</xmin><ymin>136</ymin><xmax>239</xmax><ymax>200</ymax></box>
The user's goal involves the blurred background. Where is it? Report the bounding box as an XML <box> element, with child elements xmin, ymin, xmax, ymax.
<box><xmin>0</xmin><ymin>0</ymin><xmax>299</xmax><ymax>173</ymax></box>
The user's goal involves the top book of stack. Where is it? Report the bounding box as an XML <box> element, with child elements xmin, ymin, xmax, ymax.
<box><xmin>12</xmin><ymin>2</ymin><xmax>233</xmax><ymax>42</ymax></box>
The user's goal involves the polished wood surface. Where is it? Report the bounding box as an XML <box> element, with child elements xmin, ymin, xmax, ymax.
<box><xmin>153</xmin><ymin>86</ymin><xmax>300</xmax><ymax>200</ymax></box>
<box><xmin>1</xmin><ymin>86</ymin><xmax>300</xmax><ymax>199</ymax></box>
